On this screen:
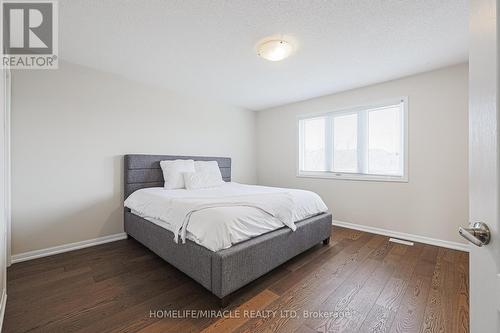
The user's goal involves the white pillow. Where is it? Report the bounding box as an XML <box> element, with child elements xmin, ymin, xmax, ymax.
<box><xmin>183</xmin><ymin>170</ymin><xmax>224</xmax><ymax>190</ymax></box>
<box><xmin>183</xmin><ymin>161</ymin><xmax>224</xmax><ymax>190</ymax></box>
<box><xmin>160</xmin><ymin>159</ymin><xmax>195</xmax><ymax>189</ymax></box>
<box><xmin>194</xmin><ymin>161</ymin><xmax>224</xmax><ymax>182</ymax></box>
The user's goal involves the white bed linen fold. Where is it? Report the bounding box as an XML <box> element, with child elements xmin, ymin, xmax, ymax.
<box><xmin>169</xmin><ymin>193</ymin><xmax>296</xmax><ymax>243</ymax></box>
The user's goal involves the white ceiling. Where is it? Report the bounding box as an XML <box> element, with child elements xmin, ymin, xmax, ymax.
<box><xmin>59</xmin><ymin>0</ymin><xmax>468</xmax><ymax>110</ymax></box>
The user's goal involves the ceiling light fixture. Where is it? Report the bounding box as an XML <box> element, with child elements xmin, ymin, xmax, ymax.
<box><xmin>257</xmin><ymin>40</ymin><xmax>293</xmax><ymax>61</ymax></box>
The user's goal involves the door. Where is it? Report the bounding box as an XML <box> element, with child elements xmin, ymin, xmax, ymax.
<box><xmin>467</xmin><ymin>0</ymin><xmax>500</xmax><ymax>332</ymax></box>
<box><xmin>0</xmin><ymin>68</ymin><xmax>8</xmax><ymax>327</ymax></box>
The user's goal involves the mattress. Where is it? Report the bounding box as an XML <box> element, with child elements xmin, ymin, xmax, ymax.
<box><xmin>124</xmin><ymin>182</ymin><xmax>328</xmax><ymax>251</ymax></box>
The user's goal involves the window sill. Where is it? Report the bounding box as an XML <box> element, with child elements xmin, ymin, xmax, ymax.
<box><xmin>297</xmin><ymin>171</ymin><xmax>408</xmax><ymax>183</ymax></box>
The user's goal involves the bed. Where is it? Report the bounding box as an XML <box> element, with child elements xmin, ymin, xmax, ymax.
<box><xmin>123</xmin><ymin>154</ymin><xmax>332</xmax><ymax>306</ymax></box>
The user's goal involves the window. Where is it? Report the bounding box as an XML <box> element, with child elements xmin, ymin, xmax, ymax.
<box><xmin>298</xmin><ymin>98</ymin><xmax>408</xmax><ymax>181</ymax></box>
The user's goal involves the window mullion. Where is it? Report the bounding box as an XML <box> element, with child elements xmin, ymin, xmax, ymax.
<box><xmin>298</xmin><ymin>120</ymin><xmax>304</xmax><ymax>171</ymax></box>
<box><xmin>357</xmin><ymin>110</ymin><xmax>368</xmax><ymax>174</ymax></box>
<box><xmin>325</xmin><ymin>115</ymin><xmax>333</xmax><ymax>172</ymax></box>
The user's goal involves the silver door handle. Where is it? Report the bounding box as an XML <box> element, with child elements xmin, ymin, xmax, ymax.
<box><xmin>459</xmin><ymin>222</ymin><xmax>491</xmax><ymax>247</ymax></box>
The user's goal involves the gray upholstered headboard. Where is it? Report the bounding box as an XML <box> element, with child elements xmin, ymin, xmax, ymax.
<box><xmin>124</xmin><ymin>154</ymin><xmax>231</xmax><ymax>199</ymax></box>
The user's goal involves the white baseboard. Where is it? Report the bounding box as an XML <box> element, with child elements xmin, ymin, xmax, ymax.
<box><xmin>9</xmin><ymin>221</ymin><xmax>468</xmax><ymax>264</ymax></box>
<box><xmin>0</xmin><ymin>289</ymin><xmax>6</xmax><ymax>332</ymax></box>
<box><xmin>11</xmin><ymin>233</ymin><xmax>128</xmax><ymax>264</ymax></box>
<box><xmin>332</xmin><ymin>220</ymin><xmax>470</xmax><ymax>252</ymax></box>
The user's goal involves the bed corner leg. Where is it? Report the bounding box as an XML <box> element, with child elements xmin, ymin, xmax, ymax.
<box><xmin>219</xmin><ymin>295</ymin><xmax>231</xmax><ymax>308</ymax></box>
<box><xmin>323</xmin><ymin>237</ymin><xmax>330</xmax><ymax>245</ymax></box>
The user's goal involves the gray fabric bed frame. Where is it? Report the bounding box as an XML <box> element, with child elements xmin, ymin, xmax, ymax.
<box><xmin>123</xmin><ymin>154</ymin><xmax>332</xmax><ymax>305</ymax></box>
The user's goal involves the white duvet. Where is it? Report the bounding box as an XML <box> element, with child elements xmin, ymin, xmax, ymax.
<box><xmin>124</xmin><ymin>182</ymin><xmax>328</xmax><ymax>251</ymax></box>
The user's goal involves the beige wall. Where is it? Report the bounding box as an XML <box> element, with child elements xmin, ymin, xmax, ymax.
<box><xmin>256</xmin><ymin>64</ymin><xmax>469</xmax><ymax>244</ymax></box>
<box><xmin>11</xmin><ymin>61</ymin><xmax>256</xmax><ymax>255</ymax></box>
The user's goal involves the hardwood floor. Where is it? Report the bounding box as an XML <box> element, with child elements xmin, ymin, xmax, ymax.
<box><xmin>3</xmin><ymin>227</ymin><xmax>469</xmax><ymax>333</ymax></box>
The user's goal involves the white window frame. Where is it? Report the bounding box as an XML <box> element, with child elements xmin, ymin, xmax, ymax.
<box><xmin>297</xmin><ymin>97</ymin><xmax>409</xmax><ymax>182</ymax></box>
